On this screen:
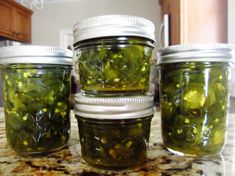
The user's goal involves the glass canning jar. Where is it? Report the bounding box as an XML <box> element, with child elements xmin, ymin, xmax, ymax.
<box><xmin>0</xmin><ymin>45</ymin><xmax>73</xmax><ymax>155</ymax></box>
<box><xmin>157</xmin><ymin>43</ymin><xmax>235</xmax><ymax>156</ymax></box>
<box><xmin>74</xmin><ymin>93</ymin><xmax>154</xmax><ymax>169</ymax></box>
<box><xmin>73</xmin><ymin>15</ymin><xmax>155</xmax><ymax>96</ymax></box>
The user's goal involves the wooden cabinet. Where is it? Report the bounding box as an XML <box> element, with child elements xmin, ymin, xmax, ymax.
<box><xmin>0</xmin><ymin>0</ymin><xmax>33</xmax><ymax>43</ymax></box>
<box><xmin>159</xmin><ymin>0</ymin><xmax>227</xmax><ymax>45</ymax></box>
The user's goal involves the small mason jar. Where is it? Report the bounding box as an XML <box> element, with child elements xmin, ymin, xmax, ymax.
<box><xmin>0</xmin><ymin>45</ymin><xmax>73</xmax><ymax>155</ymax></box>
<box><xmin>73</xmin><ymin>15</ymin><xmax>155</xmax><ymax>96</ymax></box>
<box><xmin>74</xmin><ymin>93</ymin><xmax>154</xmax><ymax>169</ymax></box>
<box><xmin>157</xmin><ymin>44</ymin><xmax>235</xmax><ymax>156</ymax></box>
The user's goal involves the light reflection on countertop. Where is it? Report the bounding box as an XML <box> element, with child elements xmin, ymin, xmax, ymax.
<box><xmin>0</xmin><ymin>105</ymin><xmax>234</xmax><ymax>175</ymax></box>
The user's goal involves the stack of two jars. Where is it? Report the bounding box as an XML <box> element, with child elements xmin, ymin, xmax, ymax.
<box><xmin>72</xmin><ymin>15</ymin><xmax>156</xmax><ymax>169</ymax></box>
<box><xmin>0</xmin><ymin>15</ymin><xmax>155</xmax><ymax>169</ymax></box>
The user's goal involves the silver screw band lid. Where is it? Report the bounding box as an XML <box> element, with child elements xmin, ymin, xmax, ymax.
<box><xmin>74</xmin><ymin>93</ymin><xmax>154</xmax><ymax>120</ymax></box>
<box><xmin>0</xmin><ymin>45</ymin><xmax>73</xmax><ymax>65</ymax></box>
<box><xmin>157</xmin><ymin>43</ymin><xmax>235</xmax><ymax>64</ymax></box>
<box><xmin>73</xmin><ymin>15</ymin><xmax>156</xmax><ymax>44</ymax></box>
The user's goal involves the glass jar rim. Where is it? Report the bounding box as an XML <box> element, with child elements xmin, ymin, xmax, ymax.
<box><xmin>75</xmin><ymin>114</ymin><xmax>153</xmax><ymax>123</ymax></box>
<box><xmin>73</xmin><ymin>36</ymin><xmax>155</xmax><ymax>49</ymax></box>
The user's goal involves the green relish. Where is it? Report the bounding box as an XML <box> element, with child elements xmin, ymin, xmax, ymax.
<box><xmin>159</xmin><ymin>62</ymin><xmax>230</xmax><ymax>156</ymax></box>
<box><xmin>2</xmin><ymin>64</ymin><xmax>71</xmax><ymax>155</ymax></box>
<box><xmin>76</xmin><ymin>115</ymin><xmax>153</xmax><ymax>169</ymax></box>
<box><xmin>74</xmin><ymin>37</ymin><xmax>154</xmax><ymax>96</ymax></box>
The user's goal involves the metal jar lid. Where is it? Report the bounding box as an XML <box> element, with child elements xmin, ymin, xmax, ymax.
<box><xmin>73</xmin><ymin>15</ymin><xmax>156</xmax><ymax>44</ymax></box>
<box><xmin>0</xmin><ymin>45</ymin><xmax>73</xmax><ymax>65</ymax></box>
<box><xmin>157</xmin><ymin>43</ymin><xmax>235</xmax><ymax>64</ymax></box>
<box><xmin>74</xmin><ymin>93</ymin><xmax>154</xmax><ymax>120</ymax></box>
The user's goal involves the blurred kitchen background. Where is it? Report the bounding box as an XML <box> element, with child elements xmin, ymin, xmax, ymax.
<box><xmin>0</xmin><ymin>0</ymin><xmax>234</xmax><ymax>106</ymax></box>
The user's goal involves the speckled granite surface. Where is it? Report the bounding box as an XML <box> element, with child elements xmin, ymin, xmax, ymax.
<box><xmin>0</xmin><ymin>107</ymin><xmax>234</xmax><ymax>176</ymax></box>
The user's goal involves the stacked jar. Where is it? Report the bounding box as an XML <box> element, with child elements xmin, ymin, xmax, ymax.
<box><xmin>0</xmin><ymin>46</ymin><xmax>73</xmax><ymax>155</ymax></box>
<box><xmin>73</xmin><ymin>15</ymin><xmax>156</xmax><ymax>169</ymax></box>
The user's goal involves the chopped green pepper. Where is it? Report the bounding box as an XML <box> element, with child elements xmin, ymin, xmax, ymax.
<box><xmin>2</xmin><ymin>64</ymin><xmax>71</xmax><ymax>155</ymax></box>
<box><xmin>74</xmin><ymin>37</ymin><xmax>154</xmax><ymax>96</ymax></box>
<box><xmin>76</xmin><ymin>115</ymin><xmax>153</xmax><ymax>169</ymax></box>
<box><xmin>159</xmin><ymin>62</ymin><xmax>229</xmax><ymax>156</ymax></box>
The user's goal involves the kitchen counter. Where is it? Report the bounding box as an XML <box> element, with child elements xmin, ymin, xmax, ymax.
<box><xmin>0</xmin><ymin>107</ymin><xmax>234</xmax><ymax>176</ymax></box>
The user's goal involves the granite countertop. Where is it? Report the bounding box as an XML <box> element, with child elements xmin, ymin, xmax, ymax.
<box><xmin>0</xmin><ymin>107</ymin><xmax>234</xmax><ymax>176</ymax></box>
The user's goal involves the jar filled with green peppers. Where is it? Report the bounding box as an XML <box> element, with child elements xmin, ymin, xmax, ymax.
<box><xmin>74</xmin><ymin>93</ymin><xmax>154</xmax><ymax>169</ymax></box>
<box><xmin>73</xmin><ymin>15</ymin><xmax>155</xmax><ymax>96</ymax></box>
<box><xmin>157</xmin><ymin>44</ymin><xmax>235</xmax><ymax>156</ymax></box>
<box><xmin>0</xmin><ymin>45</ymin><xmax>73</xmax><ymax>155</ymax></box>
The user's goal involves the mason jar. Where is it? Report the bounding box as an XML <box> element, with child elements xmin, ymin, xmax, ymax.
<box><xmin>73</xmin><ymin>15</ymin><xmax>155</xmax><ymax>96</ymax></box>
<box><xmin>0</xmin><ymin>45</ymin><xmax>73</xmax><ymax>155</ymax></box>
<box><xmin>74</xmin><ymin>93</ymin><xmax>154</xmax><ymax>169</ymax></box>
<box><xmin>157</xmin><ymin>43</ymin><xmax>235</xmax><ymax>156</ymax></box>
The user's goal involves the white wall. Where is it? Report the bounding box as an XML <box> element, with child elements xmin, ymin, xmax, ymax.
<box><xmin>228</xmin><ymin>0</ymin><xmax>235</xmax><ymax>45</ymax></box>
<box><xmin>32</xmin><ymin>0</ymin><xmax>161</xmax><ymax>51</ymax></box>
<box><xmin>228</xmin><ymin>0</ymin><xmax>235</xmax><ymax>96</ymax></box>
